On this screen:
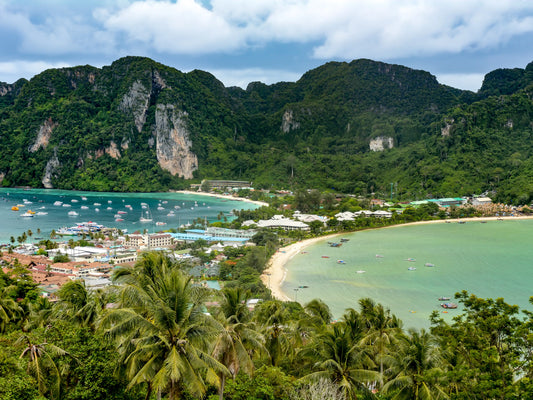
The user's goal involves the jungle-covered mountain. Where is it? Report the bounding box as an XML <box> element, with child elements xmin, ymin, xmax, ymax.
<box><xmin>0</xmin><ymin>56</ymin><xmax>532</xmax><ymax>203</ymax></box>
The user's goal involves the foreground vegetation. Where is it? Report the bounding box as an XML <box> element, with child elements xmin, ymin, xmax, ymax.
<box><xmin>1</xmin><ymin>251</ymin><xmax>533</xmax><ymax>399</ymax></box>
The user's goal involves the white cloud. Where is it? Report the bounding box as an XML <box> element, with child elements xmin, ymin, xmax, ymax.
<box><xmin>436</xmin><ymin>73</ymin><xmax>485</xmax><ymax>92</ymax></box>
<box><xmin>0</xmin><ymin>60</ymin><xmax>71</xmax><ymax>83</ymax></box>
<box><xmin>207</xmin><ymin>67</ymin><xmax>301</xmax><ymax>88</ymax></box>
<box><xmin>99</xmin><ymin>0</ymin><xmax>244</xmax><ymax>54</ymax></box>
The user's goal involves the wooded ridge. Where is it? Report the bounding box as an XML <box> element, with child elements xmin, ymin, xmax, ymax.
<box><xmin>0</xmin><ymin>57</ymin><xmax>532</xmax><ymax>203</ymax></box>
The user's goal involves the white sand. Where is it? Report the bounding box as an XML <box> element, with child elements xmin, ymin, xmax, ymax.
<box><xmin>173</xmin><ymin>190</ymin><xmax>268</xmax><ymax>207</ymax></box>
<box><xmin>262</xmin><ymin>215</ymin><xmax>533</xmax><ymax>301</ymax></box>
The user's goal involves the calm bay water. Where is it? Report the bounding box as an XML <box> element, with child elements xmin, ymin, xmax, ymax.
<box><xmin>282</xmin><ymin>220</ymin><xmax>533</xmax><ymax>329</ymax></box>
<box><xmin>0</xmin><ymin>188</ymin><xmax>258</xmax><ymax>243</ymax></box>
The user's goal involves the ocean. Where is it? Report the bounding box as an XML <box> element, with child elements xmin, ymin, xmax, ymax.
<box><xmin>282</xmin><ymin>220</ymin><xmax>533</xmax><ymax>329</ymax></box>
<box><xmin>0</xmin><ymin>188</ymin><xmax>259</xmax><ymax>243</ymax></box>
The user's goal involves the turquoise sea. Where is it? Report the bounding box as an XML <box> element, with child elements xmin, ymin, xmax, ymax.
<box><xmin>0</xmin><ymin>188</ymin><xmax>259</xmax><ymax>243</ymax></box>
<box><xmin>282</xmin><ymin>220</ymin><xmax>533</xmax><ymax>329</ymax></box>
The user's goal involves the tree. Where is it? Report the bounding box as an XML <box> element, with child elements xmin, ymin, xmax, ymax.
<box><xmin>0</xmin><ymin>285</ymin><xmax>22</xmax><ymax>333</ymax></box>
<box><xmin>359</xmin><ymin>297</ymin><xmax>401</xmax><ymax>389</ymax></box>
<box><xmin>300</xmin><ymin>322</ymin><xmax>380</xmax><ymax>399</ymax></box>
<box><xmin>17</xmin><ymin>334</ymin><xmax>69</xmax><ymax>399</ymax></box>
<box><xmin>100</xmin><ymin>252</ymin><xmax>228</xmax><ymax>400</ymax></box>
<box><xmin>382</xmin><ymin>329</ymin><xmax>448</xmax><ymax>400</ymax></box>
<box><xmin>211</xmin><ymin>287</ymin><xmax>264</xmax><ymax>400</ymax></box>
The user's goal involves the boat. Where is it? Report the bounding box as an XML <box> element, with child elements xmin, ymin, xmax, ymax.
<box><xmin>95</xmin><ymin>208</ymin><xmax>100</xmax><ymax>212</ymax></box>
<box><xmin>115</xmin><ymin>218</ymin><xmax>124</xmax><ymax>222</ymax></box>
<box><xmin>375</xmin><ymin>254</ymin><xmax>384</xmax><ymax>258</ymax></box>
<box><xmin>174</xmin><ymin>205</ymin><xmax>181</xmax><ymax>209</ymax></box>
<box><xmin>407</xmin><ymin>267</ymin><xmax>417</xmax><ymax>271</ymax></box>
<box><xmin>340</xmin><ymin>238</ymin><xmax>349</xmax><ymax>242</ymax></box>
<box><xmin>11</xmin><ymin>206</ymin><xmax>19</xmax><ymax>211</ymax></box>
<box><xmin>156</xmin><ymin>221</ymin><xmax>166</xmax><ymax>226</ymax></box>
<box><xmin>356</xmin><ymin>270</ymin><xmax>366</xmax><ymax>274</ymax></box>
<box><xmin>405</xmin><ymin>258</ymin><xmax>416</xmax><ymax>262</ymax></box>
<box><xmin>162</xmin><ymin>201</ymin><xmax>168</xmax><ymax>204</ymax></box>
<box><xmin>157</xmin><ymin>206</ymin><xmax>165</xmax><ymax>211</ymax></box>
<box><xmin>21</xmin><ymin>211</ymin><xmax>34</xmax><ymax>217</ymax></box>
<box><xmin>438</xmin><ymin>296</ymin><xmax>451</xmax><ymax>301</ymax></box>
<box><xmin>140</xmin><ymin>217</ymin><xmax>153</xmax><ymax>222</ymax></box>
<box><xmin>62</xmin><ymin>203</ymin><xmax>72</xmax><ymax>207</ymax></box>
<box><xmin>36</xmin><ymin>212</ymin><xmax>48</xmax><ymax>216</ymax></box>
<box><xmin>441</xmin><ymin>302</ymin><xmax>458</xmax><ymax>309</ymax></box>
<box><xmin>424</xmin><ymin>263</ymin><xmax>435</xmax><ymax>267</ymax></box>
<box><xmin>329</xmin><ymin>242</ymin><xmax>342</xmax><ymax>247</ymax></box>
<box><xmin>298</xmin><ymin>285</ymin><xmax>309</xmax><ymax>288</ymax></box>
<box><xmin>81</xmin><ymin>205</ymin><xmax>89</xmax><ymax>209</ymax></box>
<box><xmin>117</xmin><ymin>211</ymin><xmax>127</xmax><ymax>214</ymax></box>
<box><xmin>71</xmin><ymin>199</ymin><xmax>78</xmax><ymax>203</ymax></box>
<box><xmin>167</xmin><ymin>212</ymin><xmax>175</xmax><ymax>217</ymax></box>
<box><xmin>108</xmin><ymin>200</ymin><xmax>112</xmax><ymax>204</ymax></box>
<box><xmin>141</xmin><ymin>202</ymin><xmax>148</xmax><ymax>206</ymax></box>
<box><xmin>337</xmin><ymin>260</ymin><xmax>346</xmax><ymax>264</ymax></box>
<box><xmin>321</xmin><ymin>256</ymin><xmax>330</xmax><ymax>258</ymax></box>
<box><xmin>68</xmin><ymin>211</ymin><xmax>79</xmax><ymax>216</ymax></box>
<box><xmin>23</xmin><ymin>199</ymin><xmax>32</xmax><ymax>204</ymax></box>
<box><xmin>107</xmin><ymin>207</ymin><xmax>113</xmax><ymax>210</ymax></box>
<box><xmin>94</xmin><ymin>202</ymin><xmax>101</xmax><ymax>206</ymax></box>
<box><xmin>140</xmin><ymin>208</ymin><xmax>153</xmax><ymax>222</ymax></box>
<box><xmin>53</xmin><ymin>201</ymin><xmax>63</xmax><ymax>206</ymax></box>
<box><xmin>81</xmin><ymin>196</ymin><xmax>87</xmax><ymax>201</ymax></box>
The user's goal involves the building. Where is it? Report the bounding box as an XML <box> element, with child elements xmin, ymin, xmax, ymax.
<box><xmin>147</xmin><ymin>233</ymin><xmax>174</xmax><ymax>248</ymax></box>
<box><xmin>471</xmin><ymin>196</ymin><xmax>492</xmax><ymax>206</ymax></box>
<box><xmin>254</xmin><ymin>215</ymin><xmax>310</xmax><ymax>231</ymax></box>
<box><xmin>203</xmin><ymin>180</ymin><xmax>252</xmax><ymax>190</ymax></box>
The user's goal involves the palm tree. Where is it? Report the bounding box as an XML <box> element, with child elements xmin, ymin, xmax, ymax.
<box><xmin>100</xmin><ymin>252</ymin><xmax>228</xmax><ymax>400</ymax></box>
<box><xmin>382</xmin><ymin>328</ymin><xmax>448</xmax><ymax>400</ymax></box>
<box><xmin>25</xmin><ymin>296</ymin><xmax>54</xmax><ymax>331</ymax></box>
<box><xmin>253</xmin><ymin>300</ymin><xmax>293</xmax><ymax>367</ymax></box>
<box><xmin>54</xmin><ymin>280</ymin><xmax>108</xmax><ymax>331</ymax></box>
<box><xmin>300</xmin><ymin>321</ymin><xmax>380</xmax><ymax>399</ymax></box>
<box><xmin>0</xmin><ymin>285</ymin><xmax>22</xmax><ymax>332</ymax></box>
<box><xmin>211</xmin><ymin>287</ymin><xmax>264</xmax><ymax>400</ymax></box>
<box><xmin>17</xmin><ymin>334</ymin><xmax>69</xmax><ymax>399</ymax></box>
<box><xmin>359</xmin><ymin>298</ymin><xmax>401</xmax><ymax>388</ymax></box>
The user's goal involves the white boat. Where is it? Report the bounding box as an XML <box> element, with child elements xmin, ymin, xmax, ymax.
<box><xmin>157</xmin><ymin>206</ymin><xmax>165</xmax><ymax>211</ymax></box>
<box><xmin>21</xmin><ymin>211</ymin><xmax>34</xmax><ymax>217</ymax></box>
<box><xmin>68</xmin><ymin>211</ymin><xmax>79</xmax><ymax>216</ymax></box>
<box><xmin>156</xmin><ymin>221</ymin><xmax>166</xmax><ymax>226</ymax></box>
<box><xmin>36</xmin><ymin>212</ymin><xmax>48</xmax><ymax>216</ymax></box>
<box><xmin>356</xmin><ymin>270</ymin><xmax>366</xmax><ymax>274</ymax></box>
<box><xmin>108</xmin><ymin>200</ymin><xmax>112</xmax><ymax>204</ymax></box>
<box><xmin>81</xmin><ymin>197</ymin><xmax>87</xmax><ymax>201</ymax></box>
<box><xmin>174</xmin><ymin>205</ymin><xmax>181</xmax><ymax>209</ymax></box>
<box><xmin>140</xmin><ymin>217</ymin><xmax>153</xmax><ymax>222</ymax></box>
<box><xmin>95</xmin><ymin>208</ymin><xmax>100</xmax><ymax>212</ymax></box>
<box><xmin>71</xmin><ymin>199</ymin><xmax>78</xmax><ymax>203</ymax></box>
<box><xmin>140</xmin><ymin>209</ymin><xmax>153</xmax><ymax>222</ymax></box>
<box><xmin>53</xmin><ymin>201</ymin><xmax>63</xmax><ymax>206</ymax></box>
<box><xmin>107</xmin><ymin>207</ymin><xmax>113</xmax><ymax>210</ymax></box>
<box><xmin>94</xmin><ymin>203</ymin><xmax>101</xmax><ymax>206</ymax></box>
<box><xmin>407</xmin><ymin>267</ymin><xmax>417</xmax><ymax>271</ymax></box>
<box><xmin>167</xmin><ymin>212</ymin><xmax>175</xmax><ymax>217</ymax></box>
<box><xmin>62</xmin><ymin>203</ymin><xmax>72</xmax><ymax>207</ymax></box>
<box><xmin>81</xmin><ymin>206</ymin><xmax>89</xmax><ymax>209</ymax></box>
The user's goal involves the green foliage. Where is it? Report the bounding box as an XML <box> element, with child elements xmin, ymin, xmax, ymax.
<box><xmin>53</xmin><ymin>254</ymin><xmax>70</xmax><ymax>263</ymax></box>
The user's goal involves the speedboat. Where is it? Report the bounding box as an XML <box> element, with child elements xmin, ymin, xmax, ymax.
<box><xmin>425</xmin><ymin>263</ymin><xmax>435</xmax><ymax>267</ymax></box>
<box><xmin>407</xmin><ymin>267</ymin><xmax>417</xmax><ymax>271</ymax></box>
<box><xmin>441</xmin><ymin>302</ymin><xmax>458</xmax><ymax>309</ymax></box>
<box><xmin>356</xmin><ymin>270</ymin><xmax>366</xmax><ymax>274</ymax></box>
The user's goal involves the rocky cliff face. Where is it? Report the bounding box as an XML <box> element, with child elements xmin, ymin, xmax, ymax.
<box><xmin>42</xmin><ymin>150</ymin><xmax>60</xmax><ymax>188</ymax></box>
<box><xmin>119</xmin><ymin>80</ymin><xmax>150</xmax><ymax>133</ymax></box>
<box><xmin>369</xmin><ymin>136</ymin><xmax>394</xmax><ymax>151</ymax></box>
<box><xmin>29</xmin><ymin>118</ymin><xmax>57</xmax><ymax>152</ymax></box>
<box><xmin>154</xmin><ymin>104</ymin><xmax>198</xmax><ymax>179</ymax></box>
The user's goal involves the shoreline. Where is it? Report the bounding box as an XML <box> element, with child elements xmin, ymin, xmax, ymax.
<box><xmin>261</xmin><ymin>215</ymin><xmax>533</xmax><ymax>301</ymax></box>
<box><xmin>173</xmin><ymin>190</ymin><xmax>268</xmax><ymax>207</ymax></box>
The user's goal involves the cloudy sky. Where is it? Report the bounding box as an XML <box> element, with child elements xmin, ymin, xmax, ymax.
<box><xmin>0</xmin><ymin>0</ymin><xmax>532</xmax><ymax>91</ymax></box>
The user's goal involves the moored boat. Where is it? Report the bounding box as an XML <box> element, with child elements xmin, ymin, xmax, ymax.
<box><xmin>441</xmin><ymin>302</ymin><xmax>458</xmax><ymax>309</ymax></box>
<box><xmin>438</xmin><ymin>296</ymin><xmax>451</xmax><ymax>301</ymax></box>
<box><xmin>424</xmin><ymin>263</ymin><xmax>435</xmax><ymax>267</ymax></box>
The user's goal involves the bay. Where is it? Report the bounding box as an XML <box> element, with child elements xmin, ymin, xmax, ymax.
<box><xmin>282</xmin><ymin>220</ymin><xmax>533</xmax><ymax>329</ymax></box>
<box><xmin>0</xmin><ymin>188</ymin><xmax>259</xmax><ymax>243</ymax></box>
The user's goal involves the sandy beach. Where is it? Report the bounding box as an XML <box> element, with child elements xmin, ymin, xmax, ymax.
<box><xmin>174</xmin><ymin>190</ymin><xmax>268</xmax><ymax>207</ymax></box>
<box><xmin>262</xmin><ymin>215</ymin><xmax>533</xmax><ymax>301</ymax></box>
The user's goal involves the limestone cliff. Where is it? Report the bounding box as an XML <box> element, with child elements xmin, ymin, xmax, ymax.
<box><xmin>281</xmin><ymin>110</ymin><xmax>300</xmax><ymax>133</ymax></box>
<box><xmin>119</xmin><ymin>80</ymin><xmax>150</xmax><ymax>133</ymax></box>
<box><xmin>369</xmin><ymin>136</ymin><xmax>394</xmax><ymax>151</ymax></box>
<box><xmin>42</xmin><ymin>150</ymin><xmax>60</xmax><ymax>189</ymax></box>
<box><xmin>154</xmin><ymin>104</ymin><xmax>198</xmax><ymax>179</ymax></box>
<box><xmin>29</xmin><ymin>118</ymin><xmax>57</xmax><ymax>152</ymax></box>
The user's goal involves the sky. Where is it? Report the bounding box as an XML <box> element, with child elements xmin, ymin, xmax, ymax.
<box><xmin>0</xmin><ymin>0</ymin><xmax>532</xmax><ymax>92</ymax></box>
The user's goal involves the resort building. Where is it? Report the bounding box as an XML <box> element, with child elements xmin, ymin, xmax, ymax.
<box><xmin>202</xmin><ymin>180</ymin><xmax>252</xmax><ymax>190</ymax></box>
<box><xmin>247</xmin><ymin>215</ymin><xmax>310</xmax><ymax>231</ymax></box>
<box><xmin>471</xmin><ymin>196</ymin><xmax>493</xmax><ymax>206</ymax></box>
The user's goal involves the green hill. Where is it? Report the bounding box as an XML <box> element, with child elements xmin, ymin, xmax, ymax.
<box><xmin>0</xmin><ymin>56</ymin><xmax>532</xmax><ymax>203</ymax></box>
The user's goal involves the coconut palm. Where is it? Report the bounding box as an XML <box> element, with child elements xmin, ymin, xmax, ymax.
<box><xmin>300</xmin><ymin>321</ymin><xmax>380</xmax><ymax>399</ymax></box>
<box><xmin>0</xmin><ymin>285</ymin><xmax>22</xmax><ymax>332</ymax></box>
<box><xmin>382</xmin><ymin>328</ymin><xmax>448</xmax><ymax>400</ymax></box>
<box><xmin>211</xmin><ymin>287</ymin><xmax>264</xmax><ymax>400</ymax></box>
<box><xmin>54</xmin><ymin>280</ymin><xmax>109</xmax><ymax>331</ymax></box>
<box><xmin>359</xmin><ymin>298</ymin><xmax>401</xmax><ymax>388</ymax></box>
<box><xmin>17</xmin><ymin>334</ymin><xmax>69</xmax><ymax>399</ymax></box>
<box><xmin>253</xmin><ymin>300</ymin><xmax>293</xmax><ymax>367</ymax></box>
<box><xmin>100</xmin><ymin>252</ymin><xmax>228</xmax><ymax>400</ymax></box>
